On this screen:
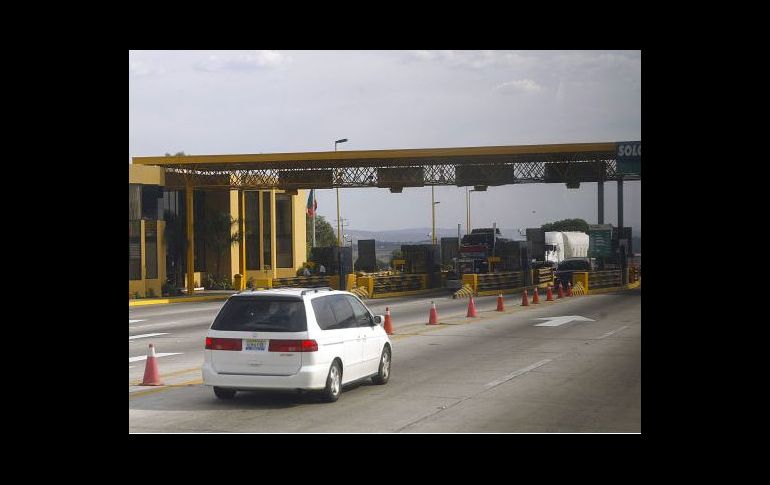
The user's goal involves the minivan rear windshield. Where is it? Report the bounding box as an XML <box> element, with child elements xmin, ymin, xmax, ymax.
<box><xmin>211</xmin><ymin>298</ymin><xmax>307</xmax><ymax>332</ymax></box>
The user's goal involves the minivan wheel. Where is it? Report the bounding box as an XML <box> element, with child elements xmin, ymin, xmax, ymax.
<box><xmin>371</xmin><ymin>346</ymin><xmax>391</xmax><ymax>385</ymax></box>
<box><xmin>213</xmin><ymin>387</ymin><xmax>237</xmax><ymax>400</ymax></box>
<box><xmin>322</xmin><ymin>361</ymin><xmax>342</xmax><ymax>402</ymax></box>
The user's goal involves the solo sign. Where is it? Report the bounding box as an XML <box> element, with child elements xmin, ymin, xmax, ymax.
<box><xmin>616</xmin><ymin>141</ymin><xmax>641</xmax><ymax>176</ymax></box>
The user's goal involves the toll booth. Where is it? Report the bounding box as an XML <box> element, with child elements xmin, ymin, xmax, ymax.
<box><xmin>440</xmin><ymin>237</ymin><xmax>459</xmax><ymax>267</ymax></box>
<box><xmin>310</xmin><ymin>246</ymin><xmax>353</xmax><ymax>277</ymax></box>
<box><xmin>356</xmin><ymin>239</ymin><xmax>377</xmax><ymax>272</ymax></box>
<box><xmin>401</xmin><ymin>244</ymin><xmax>441</xmax><ymax>287</ymax></box>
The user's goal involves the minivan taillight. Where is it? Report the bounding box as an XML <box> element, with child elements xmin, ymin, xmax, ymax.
<box><xmin>205</xmin><ymin>337</ymin><xmax>242</xmax><ymax>351</ymax></box>
<box><xmin>268</xmin><ymin>339</ymin><xmax>318</xmax><ymax>352</ymax></box>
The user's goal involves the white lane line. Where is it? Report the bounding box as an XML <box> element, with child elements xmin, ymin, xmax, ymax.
<box><xmin>129</xmin><ymin>352</ymin><xmax>181</xmax><ymax>363</ymax></box>
<box><xmin>129</xmin><ymin>320</ymin><xmax>146</xmax><ymax>324</ymax></box>
<box><xmin>128</xmin><ymin>332</ymin><xmax>169</xmax><ymax>340</ymax></box>
<box><xmin>485</xmin><ymin>359</ymin><xmax>553</xmax><ymax>389</ymax></box>
<box><xmin>129</xmin><ymin>366</ymin><xmax>135</xmax><ymax>369</ymax></box>
<box><xmin>598</xmin><ymin>325</ymin><xmax>629</xmax><ymax>339</ymax></box>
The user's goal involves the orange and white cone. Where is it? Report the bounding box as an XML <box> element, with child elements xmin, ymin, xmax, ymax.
<box><xmin>521</xmin><ymin>289</ymin><xmax>529</xmax><ymax>306</ymax></box>
<box><xmin>428</xmin><ymin>301</ymin><xmax>439</xmax><ymax>325</ymax></box>
<box><xmin>546</xmin><ymin>286</ymin><xmax>554</xmax><ymax>301</ymax></box>
<box><xmin>467</xmin><ymin>296</ymin><xmax>478</xmax><ymax>317</ymax></box>
<box><xmin>532</xmin><ymin>287</ymin><xmax>540</xmax><ymax>304</ymax></box>
<box><xmin>496</xmin><ymin>293</ymin><xmax>504</xmax><ymax>311</ymax></box>
<box><xmin>384</xmin><ymin>307</ymin><xmax>394</xmax><ymax>335</ymax></box>
<box><xmin>140</xmin><ymin>343</ymin><xmax>164</xmax><ymax>386</ymax></box>
<box><xmin>567</xmin><ymin>282</ymin><xmax>573</xmax><ymax>297</ymax></box>
<box><xmin>557</xmin><ymin>282</ymin><xmax>565</xmax><ymax>299</ymax></box>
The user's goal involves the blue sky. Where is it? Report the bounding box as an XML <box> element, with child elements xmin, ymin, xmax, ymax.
<box><xmin>129</xmin><ymin>50</ymin><xmax>641</xmax><ymax>233</ymax></box>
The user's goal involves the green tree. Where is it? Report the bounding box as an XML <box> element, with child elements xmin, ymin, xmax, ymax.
<box><xmin>200</xmin><ymin>211</ymin><xmax>241</xmax><ymax>280</ymax></box>
<box><xmin>306</xmin><ymin>214</ymin><xmax>337</xmax><ymax>255</ymax></box>
<box><xmin>541</xmin><ymin>218</ymin><xmax>589</xmax><ymax>233</ymax></box>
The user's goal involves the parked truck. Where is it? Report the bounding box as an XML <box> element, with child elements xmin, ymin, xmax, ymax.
<box><xmin>544</xmin><ymin>231</ymin><xmax>589</xmax><ymax>265</ymax></box>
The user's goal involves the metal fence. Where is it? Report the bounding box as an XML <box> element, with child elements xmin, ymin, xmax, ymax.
<box><xmin>588</xmin><ymin>270</ymin><xmax>622</xmax><ymax>289</ymax></box>
<box><xmin>477</xmin><ymin>271</ymin><xmax>525</xmax><ymax>293</ymax></box>
<box><xmin>272</xmin><ymin>275</ymin><xmax>330</xmax><ymax>288</ymax></box>
<box><xmin>534</xmin><ymin>267</ymin><xmax>554</xmax><ymax>285</ymax></box>
<box><xmin>372</xmin><ymin>274</ymin><xmax>426</xmax><ymax>295</ymax></box>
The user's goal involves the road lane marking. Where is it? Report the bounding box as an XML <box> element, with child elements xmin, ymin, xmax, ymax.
<box><xmin>598</xmin><ymin>325</ymin><xmax>629</xmax><ymax>339</ymax></box>
<box><xmin>534</xmin><ymin>316</ymin><xmax>595</xmax><ymax>327</ymax></box>
<box><xmin>484</xmin><ymin>359</ymin><xmax>553</xmax><ymax>389</ymax></box>
<box><xmin>128</xmin><ymin>333</ymin><xmax>169</xmax><ymax>340</ymax></box>
<box><xmin>129</xmin><ymin>320</ymin><xmax>146</xmax><ymax>323</ymax></box>
<box><xmin>129</xmin><ymin>352</ymin><xmax>181</xmax><ymax>363</ymax></box>
<box><xmin>129</xmin><ymin>378</ymin><xmax>203</xmax><ymax>399</ymax></box>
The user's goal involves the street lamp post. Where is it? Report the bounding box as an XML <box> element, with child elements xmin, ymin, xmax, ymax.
<box><xmin>334</xmin><ymin>138</ymin><xmax>348</xmax><ymax>290</ymax></box>
<box><xmin>431</xmin><ymin>186</ymin><xmax>440</xmax><ymax>245</ymax></box>
<box><xmin>466</xmin><ymin>188</ymin><xmax>479</xmax><ymax>235</ymax></box>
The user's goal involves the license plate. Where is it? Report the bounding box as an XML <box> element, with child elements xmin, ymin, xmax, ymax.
<box><xmin>245</xmin><ymin>339</ymin><xmax>269</xmax><ymax>351</ymax></box>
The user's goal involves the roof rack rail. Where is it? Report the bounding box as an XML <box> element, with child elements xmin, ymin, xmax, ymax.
<box><xmin>300</xmin><ymin>287</ymin><xmax>333</xmax><ymax>296</ymax></box>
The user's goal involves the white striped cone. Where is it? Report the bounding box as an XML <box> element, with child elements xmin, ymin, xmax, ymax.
<box><xmin>140</xmin><ymin>343</ymin><xmax>164</xmax><ymax>386</ymax></box>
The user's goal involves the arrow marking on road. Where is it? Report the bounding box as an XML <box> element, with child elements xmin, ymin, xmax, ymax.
<box><xmin>534</xmin><ymin>315</ymin><xmax>595</xmax><ymax>327</ymax></box>
<box><xmin>129</xmin><ymin>332</ymin><xmax>169</xmax><ymax>340</ymax></box>
<box><xmin>129</xmin><ymin>353</ymin><xmax>181</xmax><ymax>363</ymax></box>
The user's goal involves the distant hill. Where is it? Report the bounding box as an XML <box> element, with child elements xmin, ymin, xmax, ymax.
<box><xmin>346</xmin><ymin>227</ymin><xmax>527</xmax><ymax>243</ymax></box>
<box><xmin>347</xmin><ymin>226</ymin><xmax>640</xmax><ymax>252</ymax></box>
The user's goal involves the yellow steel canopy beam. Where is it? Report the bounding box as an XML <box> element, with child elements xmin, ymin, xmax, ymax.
<box><xmin>132</xmin><ymin>142</ymin><xmax>618</xmax><ymax>167</ymax></box>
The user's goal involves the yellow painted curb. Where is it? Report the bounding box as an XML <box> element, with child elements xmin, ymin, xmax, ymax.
<box><xmin>129</xmin><ymin>379</ymin><xmax>204</xmax><ymax>399</ymax></box>
<box><xmin>129</xmin><ymin>295</ymin><xmax>231</xmax><ymax>307</ymax></box>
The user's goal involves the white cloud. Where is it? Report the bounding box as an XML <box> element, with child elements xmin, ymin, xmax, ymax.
<box><xmin>195</xmin><ymin>50</ymin><xmax>289</xmax><ymax>72</ymax></box>
<box><xmin>405</xmin><ymin>50</ymin><xmax>530</xmax><ymax>69</ymax></box>
<box><xmin>494</xmin><ymin>79</ymin><xmax>544</xmax><ymax>94</ymax></box>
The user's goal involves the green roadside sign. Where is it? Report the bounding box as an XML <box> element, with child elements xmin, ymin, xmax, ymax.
<box><xmin>588</xmin><ymin>224</ymin><xmax>613</xmax><ymax>257</ymax></box>
<box><xmin>616</xmin><ymin>141</ymin><xmax>641</xmax><ymax>176</ymax></box>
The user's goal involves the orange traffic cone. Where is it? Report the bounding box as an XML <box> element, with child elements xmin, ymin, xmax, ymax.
<box><xmin>546</xmin><ymin>286</ymin><xmax>554</xmax><ymax>301</ymax></box>
<box><xmin>140</xmin><ymin>343</ymin><xmax>164</xmax><ymax>386</ymax></box>
<box><xmin>428</xmin><ymin>301</ymin><xmax>439</xmax><ymax>325</ymax></box>
<box><xmin>467</xmin><ymin>296</ymin><xmax>478</xmax><ymax>317</ymax></box>
<box><xmin>532</xmin><ymin>287</ymin><xmax>540</xmax><ymax>304</ymax></box>
<box><xmin>521</xmin><ymin>289</ymin><xmax>529</xmax><ymax>306</ymax></box>
<box><xmin>384</xmin><ymin>306</ymin><xmax>394</xmax><ymax>335</ymax></box>
<box><xmin>557</xmin><ymin>282</ymin><xmax>565</xmax><ymax>298</ymax></box>
<box><xmin>496</xmin><ymin>293</ymin><xmax>504</xmax><ymax>311</ymax></box>
<box><xmin>567</xmin><ymin>282</ymin><xmax>573</xmax><ymax>297</ymax></box>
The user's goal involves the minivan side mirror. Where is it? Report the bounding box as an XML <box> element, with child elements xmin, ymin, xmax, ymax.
<box><xmin>373</xmin><ymin>315</ymin><xmax>383</xmax><ymax>325</ymax></box>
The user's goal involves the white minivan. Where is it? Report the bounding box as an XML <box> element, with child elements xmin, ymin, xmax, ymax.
<box><xmin>202</xmin><ymin>288</ymin><xmax>392</xmax><ymax>402</ymax></box>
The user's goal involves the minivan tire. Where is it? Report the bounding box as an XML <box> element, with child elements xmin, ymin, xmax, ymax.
<box><xmin>321</xmin><ymin>361</ymin><xmax>342</xmax><ymax>402</ymax></box>
<box><xmin>371</xmin><ymin>346</ymin><xmax>391</xmax><ymax>385</ymax></box>
<box><xmin>214</xmin><ymin>387</ymin><xmax>237</xmax><ymax>399</ymax></box>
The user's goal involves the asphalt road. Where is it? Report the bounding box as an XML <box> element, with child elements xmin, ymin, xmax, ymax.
<box><xmin>129</xmin><ymin>288</ymin><xmax>641</xmax><ymax>433</ymax></box>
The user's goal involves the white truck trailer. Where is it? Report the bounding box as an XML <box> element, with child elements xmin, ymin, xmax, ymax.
<box><xmin>544</xmin><ymin>231</ymin><xmax>589</xmax><ymax>264</ymax></box>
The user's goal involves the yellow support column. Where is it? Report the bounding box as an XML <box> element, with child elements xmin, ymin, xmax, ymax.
<box><xmin>239</xmin><ymin>190</ymin><xmax>246</xmax><ymax>290</ymax></box>
<box><xmin>270</xmin><ymin>189</ymin><xmax>277</xmax><ymax>279</ymax></box>
<box><xmin>186</xmin><ymin>182</ymin><xmax>195</xmax><ymax>295</ymax></box>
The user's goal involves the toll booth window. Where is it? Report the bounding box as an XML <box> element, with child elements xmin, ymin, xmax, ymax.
<box><xmin>129</xmin><ymin>184</ymin><xmax>141</xmax><ymax>220</ymax></box>
<box><xmin>194</xmin><ymin>191</ymin><xmax>206</xmax><ymax>272</ymax></box>
<box><xmin>263</xmin><ymin>192</ymin><xmax>271</xmax><ymax>267</ymax></box>
<box><xmin>245</xmin><ymin>191</ymin><xmax>261</xmax><ymax>270</ymax></box>
<box><xmin>276</xmin><ymin>193</ymin><xmax>293</xmax><ymax>268</ymax></box>
<box><xmin>145</xmin><ymin>220</ymin><xmax>158</xmax><ymax>279</ymax></box>
<box><xmin>129</xmin><ymin>221</ymin><xmax>142</xmax><ymax>280</ymax></box>
<box><xmin>141</xmin><ymin>185</ymin><xmax>160</xmax><ymax>220</ymax></box>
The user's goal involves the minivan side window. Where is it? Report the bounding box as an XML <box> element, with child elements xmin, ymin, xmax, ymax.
<box><xmin>328</xmin><ymin>295</ymin><xmax>357</xmax><ymax>329</ymax></box>
<box><xmin>312</xmin><ymin>295</ymin><xmax>356</xmax><ymax>330</ymax></box>
<box><xmin>311</xmin><ymin>296</ymin><xmax>337</xmax><ymax>330</ymax></box>
<box><xmin>346</xmin><ymin>296</ymin><xmax>373</xmax><ymax>326</ymax></box>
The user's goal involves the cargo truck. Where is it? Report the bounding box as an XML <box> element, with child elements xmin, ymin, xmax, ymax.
<box><xmin>544</xmin><ymin>231</ymin><xmax>589</xmax><ymax>265</ymax></box>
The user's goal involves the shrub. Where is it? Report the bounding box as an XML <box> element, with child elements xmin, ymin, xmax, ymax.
<box><xmin>146</xmin><ymin>287</ymin><xmax>156</xmax><ymax>298</ymax></box>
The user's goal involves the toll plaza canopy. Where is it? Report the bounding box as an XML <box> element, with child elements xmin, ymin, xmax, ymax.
<box><xmin>132</xmin><ymin>142</ymin><xmax>641</xmax><ymax>191</ymax></box>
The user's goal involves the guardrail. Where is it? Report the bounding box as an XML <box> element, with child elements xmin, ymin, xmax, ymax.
<box><xmin>587</xmin><ymin>270</ymin><xmax>622</xmax><ymax>289</ymax></box>
<box><xmin>534</xmin><ymin>267</ymin><xmax>555</xmax><ymax>286</ymax></box>
<box><xmin>272</xmin><ymin>275</ymin><xmax>331</xmax><ymax>288</ymax></box>
<box><xmin>476</xmin><ymin>271</ymin><xmax>525</xmax><ymax>293</ymax></box>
